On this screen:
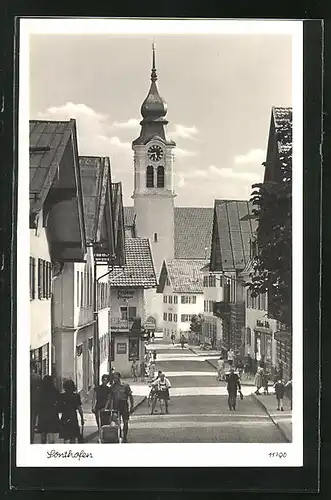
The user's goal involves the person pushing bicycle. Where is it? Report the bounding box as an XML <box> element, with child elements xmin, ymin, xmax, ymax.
<box><xmin>150</xmin><ymin>373</ymin><xmax>171</xmax><ymax>415</ymax></box>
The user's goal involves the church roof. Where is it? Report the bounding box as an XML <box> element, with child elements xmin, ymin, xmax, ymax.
<box><xmin>157</xmin><ymin>259</ymin><xmax>207</xmax><ymax>294</ymax></box>
<box><xmin>109</xmin><ymin>238</ymin><xmax>157</xmax><ymax>289</ymax></box>
<box><xmin>124</xmin><ymin>206</ymin><xmax>214</xmax><ymax>260</ymax></box>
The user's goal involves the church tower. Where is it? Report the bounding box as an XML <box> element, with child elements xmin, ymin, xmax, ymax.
<box><xmin>132</xmin><ymin>44</ymin><xmax>176</xmax><ymax>279</ymax></box>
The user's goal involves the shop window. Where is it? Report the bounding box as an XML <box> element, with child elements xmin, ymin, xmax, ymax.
<box><xmin>129</xmin><ymin>337</ymin><xmax>139</xmax><ymax>361</ymax></box>
<box><xmin>146</xmin><ymin>165</ymin><xmax>154</xmax><ymax>187</ymax></box>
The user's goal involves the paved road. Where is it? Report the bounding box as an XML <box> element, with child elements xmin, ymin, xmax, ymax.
<box><xmin>125</xmin><ymin>340</ymin><xmax>286</xmax><ymax>443</ymax></box>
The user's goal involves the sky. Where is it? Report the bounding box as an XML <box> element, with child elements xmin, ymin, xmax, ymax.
<box><xmin>29</xmin><ymin>32</ymin><xmax>292</xmax><ymax>207</ymax></box>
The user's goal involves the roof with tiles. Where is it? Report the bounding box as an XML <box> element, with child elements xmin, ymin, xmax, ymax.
<box><xmin>157</xmin><ymin>259</ymin><xmax>207</xmax><ymax>294</ymax></box>
<box><xmin>109</xmin><ymin>238</ymin><xmax>157</xmax><ymax>289</ymax></box>
<box><xmin>210</xmin><ymin>200</ymin><xmax>257</xmax><ymax>273</ymax></box>
<box><xmin>124</xmin><ymin>206</ymin><xmax>213</xmax><ymax>260</ymax></box>
<box><xmin>79</xmin><ymin>156</ymin><xmax>110</xmax><ymax>244</ymax></box>
<box><xmin>30</xmin><ymin>119</ymin><xmax>76</xmax><ymax>212</ymax></box>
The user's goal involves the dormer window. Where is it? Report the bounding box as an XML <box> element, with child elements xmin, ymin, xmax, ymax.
<box><xmin>154</xmin><ymin>233</ymin><xmax>158</xmax><ymax>242</ymax></box>
<box><xmin>146</xmin><ymin>165</ymin><xmax>154</xmax><ymax>188</ymax></box>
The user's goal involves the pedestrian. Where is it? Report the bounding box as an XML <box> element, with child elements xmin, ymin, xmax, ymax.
<box><xmin>254</xmin><ymin>366</ymin><xmax>264</xmax><ymax>395</ymax></box>
<box><xmin>152</xmin><ymin>350</ymin><xmax>157</xmax><ymax>362</ymax></box>
<box><xmin>30</xmin><ymin>361</ymin><xmax>41</xmax><ymax>444</ymax></box>
<box><xmin>109</xmin><ymin>372</ymin><xmax>134</xmax><ymax>443</ymax></box>
<box><xmin>226</xmin><ymin>367</ymin><xmax>242</xmax><ymax>411</ymax></box>
<box><xmin>274</xmin><ymin>378</ymin><xmax>285</xmax><ymax>411</ymax></box>
<box><xmin>150</xmin><ymin>372</ymin><xmax>171</xmax><ymax>415</ymax></box>
<box><xmin>91</xmin><ymin>374</ymin><xmax>111</xmax><ymax>429</ymax></box>
<box><xmin>109</xmin><ymin>367</ymin><xmax>116</xmax><ymax>385</ymax></box>
<box><xmin>151</xmin><ymin>332</ymin><xmax>155</xmax><ymax>344</ymax></box>
<box><xmin>180</xmin><ymin>334</ymin><xmax>186</xmax><ymax>349</ymax></box>
<box><xmin>171</xmin><ymin>332</ymin><xmax>175</xmax><ymax>345</ymax></box>
<box><xmin>217</xmin><ymin>356</ymin><xmax>225</xmax><ymax>381</ymax></box>
<box><xmin>236</xmin><ymin>359</ymin><xmax>244</xmax><ymax>379</ymax></box>
<box><xmin>227</xmin><ymin>348</ymin><xmax>235</xmax><ymax>366</ymax></box>
<box><xmin>59</xmin><ymin>379</ymin><xmax>84</xmax><ymax>443</ymax></box>
<box><xmin>37</xmin><ymin>375</ymin><xmax>61</xmax><ymax>444</ymax></box>
<box><xmin>285</xmin><ymin>379</ymin><xmax>292</xmax><ymax>410</ymax></box>
<box><xmin>131</xmin><ymin>358</ymin><xmax>138</xmax><ymax>382</ymax></box>
<box><xmin>149</xmin><ymin>361</ymin><xmax>156</xmax><ymax>382</ymax></box>
<box><xmin>140</xmin><ymin>359</ymin><xmax>146</xmax><ymax>381</ymax></box>
<box><xmin>263</xmin><ymin>370</ymin><xmax>269</xmax><ymax>395</ymax></box>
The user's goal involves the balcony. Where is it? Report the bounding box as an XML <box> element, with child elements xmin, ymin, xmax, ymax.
<box><xmin>213</xmin><ymin>301</ymin><xmax>231</xmax><ymax>318</ymax></box>
<box><xmin>110</xmin><ymin>317</ymin><xmax>142</xmax><ymax>333</ymax></box>
<box><xmin>254</xmin><ymin>319</ymin><xmax>272</xmax><ymax>334</ymax></box>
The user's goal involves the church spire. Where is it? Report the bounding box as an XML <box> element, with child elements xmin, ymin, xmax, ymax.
<box><xmin>151</xmin><ymin>42</ymin><xmax>157</xmax><ymax>82</ymax></box>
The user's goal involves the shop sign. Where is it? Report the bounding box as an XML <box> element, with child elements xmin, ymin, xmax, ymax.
<box><xmin>118</xmin><ymin>289</ymin><xmax>135</xmax><ymax>299</ymax></box>
<box><xmin>117</xmin><ymin>342</ymin><xmax>127</xmax><ymax>354</ymax></box>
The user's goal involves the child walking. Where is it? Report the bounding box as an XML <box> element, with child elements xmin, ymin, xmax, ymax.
<box><xmin>274</xmin><ymin>379</ymin><xmax>285</xmax><ymax>411</ymax></box>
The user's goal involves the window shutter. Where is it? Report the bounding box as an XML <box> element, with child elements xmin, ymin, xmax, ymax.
<box><xmin>38</xmin><ymin>259</ymin><xmax>43</xmax><ymax>299</ymax></box>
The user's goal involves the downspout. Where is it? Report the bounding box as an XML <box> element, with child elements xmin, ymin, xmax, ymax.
<box><xmin>93</xmin><ymin>259</ymin><xmax>99</xmax><ymax>387</ymax></box>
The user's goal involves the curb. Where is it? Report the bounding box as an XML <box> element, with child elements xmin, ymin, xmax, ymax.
<box><xmin>251</xmin><ymin>393</ymin><xmax>291</xmax><ymax>443</ymax></box>
<box><xmin>84</xmin><ymin>395</ymin><xmax>147</xmax><ymax>441</ymax></box>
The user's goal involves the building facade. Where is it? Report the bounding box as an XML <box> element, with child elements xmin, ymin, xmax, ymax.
<box><xmin>201</xmin><ymin>265</ymin><xmax>224</xmax><ymax>348</ymax></box>
<box><xmin>157</xmin><ymin>259</ymin><xmax>206</xmax><ymax>341</ymax></box>
<box><xmin>30</xmin><ymin>120</ymin><xmax>86</xmax><ymax>379</ymax></box>
<box><xmin>109</xmin><ymin>238</ymin><xmax>157</xmax><ymax>377</ymax></box>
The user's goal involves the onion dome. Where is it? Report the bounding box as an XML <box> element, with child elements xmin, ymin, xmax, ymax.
<box><xmin>140</xmin><ymin>43</ymin><xmax>167</xmax><ymax>120</ymax></box>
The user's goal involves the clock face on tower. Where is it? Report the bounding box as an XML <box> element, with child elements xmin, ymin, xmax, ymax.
<box><xmin>147</xmin><ymin>144</ymin><xmax>164</xmax><ymax>162</ymax></box>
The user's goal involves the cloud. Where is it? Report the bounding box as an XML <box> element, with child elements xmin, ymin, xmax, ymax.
<box><xmin>234</xmin><ymin>148</ymin><xmax>265</xmax><ymax>165</ymax></box>
<box><xmin>175</xmin><ymin>147</ymin><xmax>198</xmax><ymax>157</ymax></box>
<box><xmin>170</xmin><ymin>124</ymin><xmax>199</xmax><ymax>140</ymax></box>
<box><xmin>112</xmin><ymin>118</ymin><xmax>140</xmax><ymax>130</ymax></box>
<box><xmin>98</xmin><ymin>134</ymin><xmax>131</xmax><ymax>150</ymax></box>
<box><xmin>208</xmin><ymin>165</ymin><xmax>261</xmax><ymax>182</ymax></box>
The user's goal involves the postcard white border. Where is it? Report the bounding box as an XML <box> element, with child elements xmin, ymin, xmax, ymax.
<box><xmin>17</xmin><ymin>18</ymin><xmax>303</xmax><ymax>468</ymax></box>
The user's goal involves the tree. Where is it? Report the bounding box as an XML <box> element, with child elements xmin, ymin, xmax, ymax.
<box><xmin>190</xmin><ymin>314</ymin><xmax>203</xmax><ymax>335</ymax></box>
<box><xmin>246</xmin><ymin>119</ymin><xmax>292</xmax><ymax>328</ymax></box>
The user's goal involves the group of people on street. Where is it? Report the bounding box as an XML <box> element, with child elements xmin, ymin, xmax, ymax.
<box><xmin>92</xmin><ymin>372</ymin><xmax>134</xmax><ymax>443</ymax></box>
<box><xmin>150</xmin><ymin>370</ymin><xmax>171</xmax><ymax>414</ymax></box>
<box><xmin>30</xmin><ymin>361</ymin><xmax>84</xmax><ymax>444</ymax></box>
<box><xmin>131</xmin><ymin>350</ymin><xmax>157</xmax><ymax>382</ymax></box>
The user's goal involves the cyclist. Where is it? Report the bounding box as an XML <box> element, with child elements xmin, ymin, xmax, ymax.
<box><xmin>150</xmin><ymin>373</ymin><xmax>171</xmax><ymax>415</ymax></box>
<box><xmin>109</xmin><ymin>372</ymin><xmax>134</xmax><ymax>443</ymax></box>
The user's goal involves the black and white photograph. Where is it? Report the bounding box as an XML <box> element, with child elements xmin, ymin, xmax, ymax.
<box><xmin>17</xmin><ymin>18</ymin><xmax>303</xmax><ymax>468</ymax></box>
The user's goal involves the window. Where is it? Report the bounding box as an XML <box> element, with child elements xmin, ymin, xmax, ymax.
<box><xmin>218</xmin><ymin>275</ymin><xmax>223</xmax><ymax>287</ymax></box>
<box><xmin>192</xmin><ymin>296</ymin><xmax>196</xmax><ymax>304</ymax></box>
<box><xmin>166</xmin><ymin>278</ymin><xmax>171</xmax><ymax>286</ymax></box>
<box><xmin>174</xmin><ymin>314</ymin><xmax>178</xmax><ymax>322</ymax></box>
<box><xmin>157</xmin><ymin>165</ymin><xmax>165</xmax><ymax>187</ymax></box>
<box><xmin>128</xmin><ymin>307</ymin><xmax>137</xmax><ymax>320</ymax></box>
<box><xmin>29</xmin><ymin>257</ymin><xmax>36</xmax><ymax>300</ymax></box>
<box><xmin>174</xmin><ymin>295</ymin><xmax>178</xmax><ymax>304</ymax></box>
<box><xmin>164</xmin><ymin>295</ymin><xmax>168</xmax><ymax>303</ymax></box>
<box><xmin>181</xmin><ymin>296</ymin><xmax>185</xmax><ymax>304</ymax></box>
<box><xmin>203</xmin><ymin>276</ymin><xmax>208</xmax><ymax>287</ymax></box>
<box><xmin>120</xmin><ymin>307</ymin><xmax>128</xmax><ymax>320</ymax></box>
<box><xmin>168</xmin><ymin>313</ymin><xmax>173</xmax><ymax>322</ymax></box>
<box><xmin>246</xmin><ymin>328</ymin><xmax>251</xmax><ymax>345</ymax></box>
<box><xmin>181</xmin><ymin>314</ymin><xmax>192</xmax><ymax>322</ymax></box>
<box><xmin>169</xmin><ymin>296</ymin><xmax>173</xmax><ymax>304</ymax></box>
<box><xmin>204</xmin><ymin>300</ymin><xmax>206</xmax><ymax>312</ymax></box>
<box><xmin>37</xmin><ymin>258</ymin><xmax>52</xmax><ymax>299</ymax></box>
<box><xmin>129</xmin><ymin>336</ymin><xmax>139</xmax><ymax>361</ymax></box>
<box><xmin>80</xmin><ymin>271</ymin><xmax>84</xmax><ymax>307</ymax></box>
<box><xmin>87</xmin><ymin>270</ymin><xmax>90</xmax><ymax>306</ymax></box>
<box><xmin>163</xmin><ymin>313</ymin><xmax>167</xmax><ymax>321</ymax></box>
<box><xmin>153</xmin><ymin>233</ymin><xmax>158</xmax><ymax>242</ymax></box>
<box><xmin>146</xmin><ymin>165</ymin><xmax>154</xmax><ymax>187</ymax></box>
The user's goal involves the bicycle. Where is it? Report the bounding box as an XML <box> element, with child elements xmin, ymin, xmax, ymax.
<box><xmin>150</xmin><ymin>390</ymin><xmax>167</xmax><ymax>415</ymax></box>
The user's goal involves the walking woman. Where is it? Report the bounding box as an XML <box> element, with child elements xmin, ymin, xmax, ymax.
<box><xmin>254</xmin><ymin>366</ymin><xmax>264</xmax><ymax>395</ymax></box>
<box><xmin>59</xmin><ymin>379</ymin><xmax>84</xmax><ymax>444</ymax></box>
<box><xmin>38</xmin><ymin>375</ymin><xmax>61</xmax><ymax>444</ymax></box>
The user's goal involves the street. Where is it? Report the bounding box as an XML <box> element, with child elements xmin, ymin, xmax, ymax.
<box><xmin>85</xmin><ymin>336</ymin><xmax>287</xmax><ymax>443</ymax></box>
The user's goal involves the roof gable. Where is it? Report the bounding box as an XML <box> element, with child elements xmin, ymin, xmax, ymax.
<box><xmin>110</xmin><ymin>238</ymin><xmax>156</xmax><ymax>288</ymax></box>
<box><xmin>158</xmin><ymin>259</ymin><xmax>207</xmax><ymax>294</ymax></box>
<box><xmin>210</xmin><ymin>200</ymin><xmax>257</xmax><ymax>272</ymax></box>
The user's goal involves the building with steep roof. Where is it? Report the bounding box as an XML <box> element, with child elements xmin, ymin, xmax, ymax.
<box><xmin>109</xmin><ymin>237</ymin><xmax>157</xmax><ymax>376</ymax></box>
<box><xmin>29</xmin><ymin>119</ymin><xmax>86</xmax><ymax>380</ymax></box>
<box><xmin>157</xmin><ymin>259</ymin><xmax>206</xmax><ymax>340</ymax></box>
